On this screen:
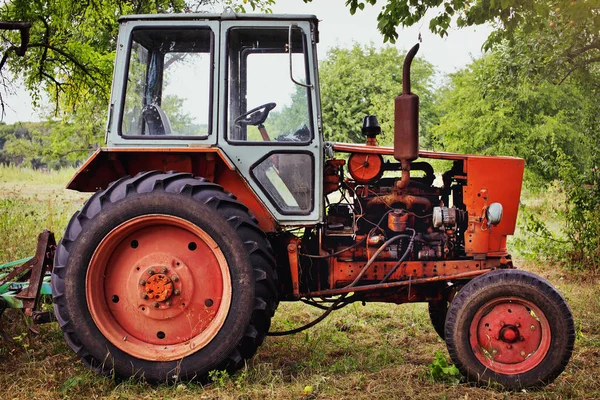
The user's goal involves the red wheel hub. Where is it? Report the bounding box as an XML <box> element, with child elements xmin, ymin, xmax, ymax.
<box><xmin>469</xmin><ymin>297</ymin><xmax>551</xmax><ymax>374</ymax></box>
<box><xmin>86</xmin><ymin>215</ymin><xmax>232</xmax><ymax>361</ymax></box>
<box><xmin>144</xmin><ymin>273</ymin><xmax>174</xmax><ymax>302</ymax></box>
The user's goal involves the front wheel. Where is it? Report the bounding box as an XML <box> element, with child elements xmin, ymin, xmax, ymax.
<box><xmin>445</xmin><ymin>269</ymin><xmax>574</xmax><ymax>389</ymax></box>
<box><xmin>51</xmin><ymin>171</ymin><xmax>278</xmax><ymax>382</ymax></box>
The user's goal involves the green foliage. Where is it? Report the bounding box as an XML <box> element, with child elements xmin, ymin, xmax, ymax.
<box><xmin>303</xmin><ymin>0</ymin><xmax>600</xmax><ymax>60</ymax></box>
<box><xmin>226</xmin><ymin>0</ymin><xmax>275</xmax><ymax>13</ymax></box>
<box><xmin>428</xmin><ymin>351</ymin><xmax>462</xmax><ymax>385</ymax></box>
<box><xmin>319</xmin><ymin>44</ymin><xmax>438</xmax><ymax>146</ymax></box>
<box><xmin>0</xmin><ymin>0</ymin><xmax>270</xmax><ymax>165</ymax></box>
<box><xmin>0</xmin><ymin>121</ymin><xmax>99</xmax><ymax>168</ymax></box>
<box><xmin>558</xmin><ymin>154</ymin><xmax>600</xmax><ymax>271</ymax></box>
<box><xmin>432</xmin><ymin>47</ymin><xmax>596</xmax><ymax>183</ymax></box>
<box><xmin>208</xmin><ymin>369</ymin><xmax>231</xmax><ymax>387</ymax></box>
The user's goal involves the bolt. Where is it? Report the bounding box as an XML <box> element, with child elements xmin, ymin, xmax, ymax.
<box><xmin>166</xmin><ymin>300</ymin><xmax>172</xmax><ymax>306</ymax></box>
<box><xmin>520</xmin><ymin>350</ymin><xmax>526</xmax><ymax>357</ymax></box>
<box><xmin>147</xmin><ymin>268</ymin><xmax>155</xmax><ymax>276</ymax></box>
<box><xmin>530</xmin><ymin>325</ymin><xmax>536</xmax><ymax>331</ymax></box>
<box><xmin>141</xmin><ymin>293</ymin><xmax>148</xmax><ymax>300</ymax></box>
<box><xmin>174</xmin><ymin>289</ymin><xmax>181</xmax><ymax>296</ymax></box>
<box><xmin>139</xmin><ymin>279</ymin><xmax>146</xmax><ymax>286</ymax></box>
<box><xmin>172</xmin><ymin>275</ymin><xmax>180</xmax><ymax>282</ymax></box>
<box><xmin>515</xmin><ymin>322</ymin><xmax>521</xmax><ymax>328</ymax></box>
<box><xmin>160</xmin><ymin>267</ymin><xmax>168</xmax><ymax>274</ymax></box>
<box><xmin>152</xmin><ymin>302</ymin><xmax>159</xmax><ymax>308</ymax></box>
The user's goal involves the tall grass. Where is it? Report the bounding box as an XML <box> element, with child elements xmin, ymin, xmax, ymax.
<box><xmin>0</xmin><ymin>165</ymin><xmax>84</xmax><ymax>263</ymax></box>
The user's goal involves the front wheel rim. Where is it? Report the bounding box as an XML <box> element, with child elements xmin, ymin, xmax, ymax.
<box><xmin>469</xmin><ymin>297</ymin><xmax>551</xmax><ymax>374</ymax></box>
<box><xmin>86</xmin><ymin>215</ymin><xmax>232</xmax><ymax>361</ymax></box>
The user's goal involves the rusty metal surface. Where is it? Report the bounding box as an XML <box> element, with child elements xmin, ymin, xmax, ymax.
<box><xmin>0</xmin><ymin>230</ymin><xmax>55</xmax><ymax>311</ymax></box>
<box><xmin>66</xmin><ymin>148</ymin><xmax>278</xmax><ymax>232</ymax></box>
<box><xmin>331</xmin><ymin>142</ymin><xmax>522</xmax><ymax>161</ymax></box>
<box><xmin>286</xmin><ymin>239</ymin><xmax>301</xmax><ymax>299</ymax></box>
<box><xmin>329</xmin><ymin>257</ymin><xmax>493</xmax><ymax>287</ymax></box>
<box><xmin>305</xmin><ymin>269</ymin><xmax>491</xmax><ymax>298</ymax></box>
<box><xmin>86</xmin><ymin>215</ymin><xmax>232</xmax><ymax>361</ymax></box>
<box><xmin>14</xmin><ymin>231</ymin><xmax>56</xmax><ymax>309</ymax></box>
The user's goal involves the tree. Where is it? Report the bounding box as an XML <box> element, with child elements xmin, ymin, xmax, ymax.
<box><xmin>0</xmin><ymin>0</ymin><xmax>272</xmax><ymax>160</ymax></box>
<box><xmin>432</xmin><ymin>47</ymin><xmax>597</xmax><ymax>183</ymax></box>
<box><xmin>303</xmin><ymin>0</ymin><xmax>599</xmax><ymax>83</ymax></box>
<box><xmin>318</xmin><ymin>43</ymin><xmax>437</xmax><ymax>146</ymax></box>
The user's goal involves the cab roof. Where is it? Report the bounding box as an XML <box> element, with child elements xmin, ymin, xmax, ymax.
<box><xmin>119</xmin><ymin>12</ymin><xmax>319</xmax><ymax>24</ymax></box>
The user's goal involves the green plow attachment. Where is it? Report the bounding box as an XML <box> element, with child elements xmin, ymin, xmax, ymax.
<box><xmin>0</xmin><ymin>230</ymin><xmax>56</xmax><ymax>325</ymax></box>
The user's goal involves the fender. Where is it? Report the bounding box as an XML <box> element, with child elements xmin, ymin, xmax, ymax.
<box><xmin>68</xmin><ymin>148</ymin><xmax>277</xmax><ymax>232</ymax></box>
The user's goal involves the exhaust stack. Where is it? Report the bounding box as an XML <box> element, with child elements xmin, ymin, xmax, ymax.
<box><xmin>394</xmin><ymin>43</ymin><xmax>420</xmax><ymax>162</ymax></box>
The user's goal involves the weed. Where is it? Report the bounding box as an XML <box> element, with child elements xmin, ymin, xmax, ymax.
<box><xmin>208</xmin><ymin>369</ymin><xmax>230</xmax><ymax>387</ymax></box>
<box><xmin>428</xmin><ymin>351</ymin><xmax>462</xmax><ymax>385</ymax></box>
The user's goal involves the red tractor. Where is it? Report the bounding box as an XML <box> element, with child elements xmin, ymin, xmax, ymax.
<box><xmin>2</xmin><ymin>11</ymin><xmax>574</xmax><ymax>389</ymax></box>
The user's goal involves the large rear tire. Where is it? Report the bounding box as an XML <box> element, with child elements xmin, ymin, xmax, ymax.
<box><xmin>51</xmin><ymin>171</ymin><xmax>278</xmax><ymax>382</ymax></box>
<box><xmin>445</xmin><ymin>269</ymin><xmax>574</xmax><ymax>389</ymax></box>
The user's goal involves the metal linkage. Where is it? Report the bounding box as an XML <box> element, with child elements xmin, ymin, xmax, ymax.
<box><xmin>0</xmin><ymin>230</ymin><xmax>56</xmax><ymax>325</ymax></box>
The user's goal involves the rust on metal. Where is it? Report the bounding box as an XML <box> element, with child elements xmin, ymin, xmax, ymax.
<box><xmin>8</xmin><ymin>230</ymin><xmax>56</xmax><ymax>310</ymax></box>
<box><xmin>394</xmin><ymin>43</ymin><xmax>420</xmax><ymax>162</ymax></box>
<box><xmin>67</xmin><ymin>148</ymin><xmax>277</xmax><ymax>231</ymax></box>
<box><xmin>86</xmin><ymin>214</ymin><xmax>232</xmax><ymax>361</ymax></box>
<box><xmin>286</xmin><ymin>238</ymin><xmax>301</xmax><ymax>299</ymax></box>
<box><xmin>469</xmin><ymin>297</ymin><xmax>551</xmax><ymax>374</ymax></box>
<box><xmin>144</xmin><ymin>273</ymin><xmax>174</xmax><ymax>302</ymax></box>
<box><xmin>306</xmin><ymin>269</ymin><xmax>491</xmax><ymax>298</ymax></box>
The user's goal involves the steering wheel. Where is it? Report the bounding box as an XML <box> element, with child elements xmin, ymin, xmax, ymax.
<box><xmin>139</xmin><ymin>104</ymin><xmax>172</xmax><ymax>136</ymax></box>
<box><xmin>234</xmin><ymin>102</ymin><xmax>277</xmax><ymax>127</ymax></box>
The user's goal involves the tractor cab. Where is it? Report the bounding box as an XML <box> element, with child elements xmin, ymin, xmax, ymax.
<box><xmin>100</xmin><ymin>12</ymin><xmax>322</xmax><ymax>223</ymax></box>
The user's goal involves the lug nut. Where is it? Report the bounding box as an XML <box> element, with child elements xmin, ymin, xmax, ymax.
<box><xmin>520</xmin><ymin>336</ymin><xmax>525</xmax><ymax>341</ymax></box>
<box><xmin>515</xmin><ymin>322</ymin><xmax>521</xmax><ymax>328</ymax></box>
<box><xmin>152</xmin><ymin>302</ymin><xmax>159</xmax><ymax>308</ymax></box>
<box><xmin>172</xmin><ymin>275</ymin><xmax>179</xmax><ymax>282</ymax></box>
<box><xmin>174</xmin><ymin>289</ymin><xmax>181</xmax><ymax>296</ymax></box>
<box><xmin>139</xmin><ymin>279</ymin><xmax>146</xmax><ymax>286</ymax></box>
<box><xmin>147</xmin><ymin>268</ymin><xmax>155</xmax><ymax>276</ymax></box>
<box><xmin>530</xmin><ymin>325</ymin><xmax>536</xmax><ymax>331</ymax></box>
<box><xmin>160</xmin><ymin>267</ymin><xmax>168</xmax><ymax>274</ymax></box>
<box><xmin>520</xmin><ymin>350</ymin><xmax>526</xmax><ymax>357</ymax></box>
<box><xmin>499</xmin><ymin>321</ymin><xmax>505</xmax><ymax>326</ymax></box>
<box><xmin>506</xmin><ymin>344</ymin><xmax>512</xmax><ymax>349</ymax></box>
<box><xmin>166</xmin><ymin>300</ymin><xmax>172</xmax><ymax>306</ymax></box>
<box><xmin>141</xmin><ymin>293</ymin><xmax>148</xmax><ymax>300</ymax></box>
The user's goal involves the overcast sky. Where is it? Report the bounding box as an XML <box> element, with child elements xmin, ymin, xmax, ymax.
<box><xmin>1</xmin><ymin>1</ymin><xmax>492</xmax><ymax>124</ymax></box>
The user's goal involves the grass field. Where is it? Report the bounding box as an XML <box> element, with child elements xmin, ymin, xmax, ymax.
<box><xmin>1</xmin><ymin>166</ymin><xmax>600</xmax><ymax>399</ymax></box>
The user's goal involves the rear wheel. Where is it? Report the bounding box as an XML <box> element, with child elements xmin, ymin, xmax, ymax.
<box><xmin>51</xmin><ymin>171</ymin><xmax>278</xmax><ymax>382</ymax></box>
<box><xmin>445</xmin><ymin>269</ymin><xmax>574</xmax><ymax>389</ymax></box>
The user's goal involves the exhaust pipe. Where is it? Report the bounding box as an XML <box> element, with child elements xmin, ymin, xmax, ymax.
<box><xmin>394</xmin><ymin>43</ymin><xmax>420</xmax><ymax>162</ymax></box>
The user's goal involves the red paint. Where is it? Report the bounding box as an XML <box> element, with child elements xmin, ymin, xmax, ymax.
<box><xmin>469</xmin><ymin>297</ymin><xmax>551</xmax><ymax>374</ymax></box>
<box><xmin>86</xmin><ymin>215</ymin><xmax>232</xmax><ymax>361</ymax></box>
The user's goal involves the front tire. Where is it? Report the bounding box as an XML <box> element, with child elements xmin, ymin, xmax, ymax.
<box><xmin>445</xmin><ymin>269</ymin><xmax>574</xmax><ymax>389</ymax></box>
<box><xmin>51</xmin><ymin>171</ymin><xmax>278</xmax><ymax>382</ymax></box>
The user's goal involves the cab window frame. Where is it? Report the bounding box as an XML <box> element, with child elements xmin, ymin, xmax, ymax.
<box><xmin>118</xmin><ymin>26</ymin><xmax>215</xmax><ymax>140</ymax></box>
<box><xmin>225</xmin><ymin>26</ymin><xmax>314</xmax><ymax>146</ymax></box>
